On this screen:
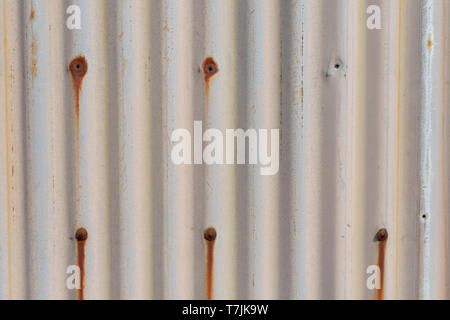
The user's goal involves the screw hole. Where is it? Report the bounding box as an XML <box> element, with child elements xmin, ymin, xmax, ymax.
<box><xmin>422</xmin><ymin>214</ymin><xmax>427</xmax><ymax>219</ymax></box>
<box><xmin>202</xmin><ymin>57</ymin><xmax>218</xmax><ymax>82</ymax></box>
<box><xmin>334</xmin><ymin>64</ymin><xmax>340</xmax><ymax>69</ymax></box>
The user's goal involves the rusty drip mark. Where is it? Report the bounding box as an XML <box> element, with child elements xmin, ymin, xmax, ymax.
<box><xmin>69</xmin><ymin>56</ymin><xmax>87</xmax><ymax>229</ymax></box>
<box><xmin>202</xmin><ymin>57</ymin><xmax>218</xmax><ymax>83</ymax></box>
<box><xmin>29</xmin><ymin>8</ymin><xmax>35</xmax><ymax>21</ymax></box>
<box><xmin>31</xmin><ymin>35</ymin><xmax>37</xmax><ymax>79</ymax></box>
<box><xmin>202</xmin><ymin>57</ymin><xmax>218</xmax><ymax>123</ymax></box>
<box><xmin>69</xmin><ymin>56</ymin><xmax>88</xmax><ymax>131</ymax></box>
<box><xmin>75</xmin><ymin>227</ymin><xmax>88</xmax><ymax>300</ymax></box>
<box><xmin>375</xmin><ymin>228</ymin><xmax>388</xmax><ymax>300</ymax></box>
<box><xmin>30</xmin><ymin>3</ymin><xmax>37</xmax><ymax>79</ymax></box>
<box><xmin>204</xmin><ymin>227</ymin><xmax>217</xmax><ymax>300</ymax></box>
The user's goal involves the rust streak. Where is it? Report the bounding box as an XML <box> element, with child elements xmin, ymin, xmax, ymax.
<box><xmin>29</xmin><ymin>8</ymin><xmax>35</xmax><ymax>21</ymax></box>
<box><xmin>30</xmin><ymin>3</ymin><xmax>37</xmax><ymax>79</ymax></box>
<box><xmin>75</xmin><ymin>227</ymin><xmax>88</xmax><ymax>300</ymax></box>
<box><xmin>204</xmin><ymin>227</ymin><xmax>217</xmax><ymax>300</ymax></box>
<box><xmin>69</xmin><ymin>56</ymin><xmax>88</xmax><ymax>132</ymax></box>
<box><xmin>69</xmin><ymin>56</ymin><xmax>87</xmax><ymax>225</ymax></box>
<box><xmin>202</xmin><ymin>57</ymin><xmax>218</xmax><ymax>123</ymax></box>
<box><xmin>31</xmin><ymin>34</ymin><xmax>37</xmax><ymax>79</ymax></box>
<box><xmin>375</xmin><ymin>228</ymin><xmax>388</xmax><ymax>300</ymax></box>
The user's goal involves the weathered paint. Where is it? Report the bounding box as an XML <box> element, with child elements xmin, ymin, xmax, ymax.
<box><xmin>0</xmin><ymin>0</ymin><xmax>449</xmax><ymax>300</ymax></box>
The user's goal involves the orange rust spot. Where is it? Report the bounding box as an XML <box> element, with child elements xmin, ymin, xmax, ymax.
<box><xmin>375</xmin><ymin>228</ymin><xmax>388</xmax><ymax>300</ymax></box>
<box><xmin>202</xmin><ymin>57</ymin><xmax>218</xmax><ymax>124</ymax></box>
<box><xmin>31</xmin><ymin>35</ymin><xmax>37</xmax><ymax>78</ymax></box>
<box><xmin>75</xmin><ymin>227</ymin><xmax>88</xmax><ymax>300</ymax></box>
<box><xmin>202</xmin><ymin>57</ymin><xmax>219</xmax><ymax>83</ymax></box>
<box><xmin>69</xmin><ymin>56</ymin><xmax>88</xmax><ymax>130</ymax></box>
<box><xmin>427</xmin><ymin>38</ymin><xmax>432</xmax><ymax>50</ymax></box>
<box><xmin>29</xmin><ymin>9</ymin><xmax>35</xmax><ymax>21</ymax></box>
<box><xmin>204</xmin><ymin>227</ymin><xmax>217</xmax><ymax>300</ymax></box>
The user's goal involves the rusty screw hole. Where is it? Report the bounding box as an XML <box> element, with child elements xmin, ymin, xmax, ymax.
<box><xmin>376</xmin><ymin>228</ymin><xmax>388</xmax><ymax>242</ymax></box>
<box><xmin>422</xmin><ymin>214</ymin><xmax>427</xmax><ymax>219</ymax></box>
<box><xmin>204</xmin><ymin>227</ymin><xmax>217</xmax><ymax>242</ymax></box>
<box><xmin>202</xmin><ymin>57</ymin><xmax>219</xmax><ymax>82</ymax></box>
<box><xmin>75</xmin><ymin>227</ymin><xmax>88</xmax><ymax>241</ymax></box>
<box><xmin>69</xmin><ymin>56</ymin><xmax>88</xmax><ymax>78</ymax></box>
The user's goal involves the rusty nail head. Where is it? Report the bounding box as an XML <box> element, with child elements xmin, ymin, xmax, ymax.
<box><xmin>75</xmin><ymin>228</ymin><xmax>88</xmax><ymax>241</ymax></box>
<box><xmin>376</xmin><ymin>228</ymin><xmax>388</xmax><ymax>242</ymax></box>
<box><xmin>204</xmin><ymin>227</ymin><xmax>217</xmax><ymax>242</ymax></box>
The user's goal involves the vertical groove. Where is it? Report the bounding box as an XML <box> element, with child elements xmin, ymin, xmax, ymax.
<box><xmin>394</xmin><ymin>0</ymin><xmax>402</xmax><ymax>299</ymax></box>
<box><xmin>0</xmin><ymin>0</ymin><xmax>448</xmax><ymax>300</ymax></box>
<box><xmin>441</xmin><ymin>0</ymin><xmax>448</xmax><ymax>299</ymax></box>
<box><xmin>2</xmin><ymin>0</ymin><xmax>12</xmax><ymax>300</ymax></box>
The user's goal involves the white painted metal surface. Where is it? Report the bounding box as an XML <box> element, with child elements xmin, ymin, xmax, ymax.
<box><xmin>0</xmin><ymin>0</ymin><xmax>449</xmax><ymax>299</ymax></box>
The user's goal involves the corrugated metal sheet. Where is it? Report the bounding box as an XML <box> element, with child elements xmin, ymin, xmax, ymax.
<box><xmin>0</xmin><ymin>0</ymin><xmax>449</xmax><ymax>300</ymax></box>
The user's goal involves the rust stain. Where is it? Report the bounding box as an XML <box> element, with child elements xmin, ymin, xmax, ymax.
<box><xmin>31</xmin><ymin>59</ymin><xmax>37</xmax><ymax>78</ymax></box>
<box><xmin>202</xmin><ymin>57</ymin><xmax>218</xmax><ymax>83</ymax></box>
<box><xmin>29</xmin><ymin>8</ymin><xmax>35</xmax><ymax>21</ymax></box>
<box><xmin>31</xmin><ymin>36</ymin><xmax>37</xmax><ymax>78</ymax></box>
<box><xmin>69</xmin><ymin>56</ymin><xmax>88</xmax><ymax>130</ymax></box>
<box><xmin>202</xmin><ymin>57</ymin><xmax>218</xmax><ymax>123</ymax></box>
<box><xmin>204</xmin><ymin>227</ymin><xmax>217</xmax><ymax>300</ymax></box>
<box><xmin>30</xmin><ymin>4</ymin><xmax>37</xmax><ymax>79</ymax></box>
<box><xmin>375</xmin><ymin>228</ymin><xmax>388</xmax><ymax>300</ymax></box>
<box><xmin>427</xmin><ymin>38</ymin><xmax>432</xmax><ymax>50</ymax></box>
<box><xmin>75</xmin><ymin>227</ymin><xmax>88</xmax><ymax>300</ymax></box>
<box><xmin>69</xmin><ymin>56</ymin><xmax>87</xmax><ymax>217</ymax></box>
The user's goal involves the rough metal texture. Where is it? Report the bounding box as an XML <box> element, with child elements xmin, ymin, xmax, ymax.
<box><xmin>0</xmin><ymin>0</ymin><xmax>449</xmax><ymax>299</ymax></box>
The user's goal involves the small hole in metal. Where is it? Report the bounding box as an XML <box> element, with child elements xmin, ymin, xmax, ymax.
<box><xmin>334</xmin><ymin>64</ymin><xmax>340</xmax><ymax>69</ymax></box>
